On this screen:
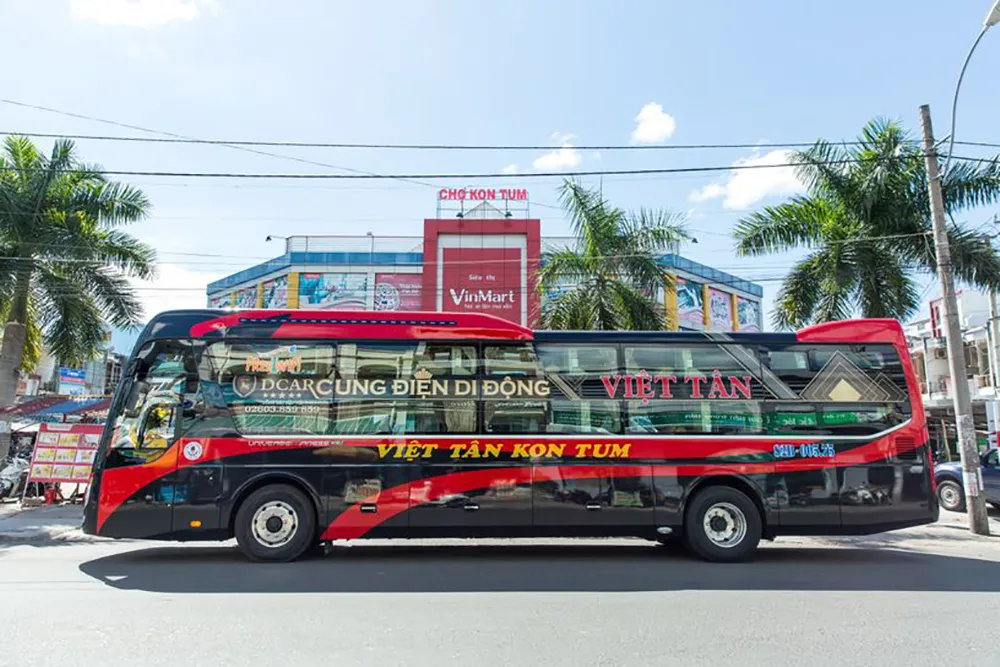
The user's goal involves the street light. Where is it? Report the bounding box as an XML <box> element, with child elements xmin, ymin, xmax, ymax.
<box><xmin>941</xmin><ymin>0</ymin><xmax>1000</xmax><ymax>178</ymax></box>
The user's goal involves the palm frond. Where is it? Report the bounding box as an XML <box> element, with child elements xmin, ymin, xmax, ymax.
<box><xmin>70</xmin><ymin>180</ymin><xmax>151</xmax><ymax>228</ymax></box>
<box><xmin>541</xmin><ymin>284</ymin><xmax>598</xmax><ymax>330</ymax></box>
<box><xmin>609</xmin><ymin>280</ymin><xmax>665</xmax><ymax>331</ymax></box>
<box><xmin>34</xmin><ymin>267</ymin><xmax>105</xmax><ymax>365</ymax></box>
<box><xmin>536</xmin><ymin>249</ymin><xmax>594</xmax><ymax>291</ymax></box>
<box><xmin>854</xmin><ymin>243</ymin><xmax>920</xmax><ymax>320</ymax></box>
<box><xmin>791</xmin><ymin>140</ymin><xmax>852</xmax><ymax>202</ymax></box>
<box><xmin>733</xmin><ymin>197</ymin><xmax>838</xmax><ymax>256</ymax></box>
<box><xmin>941</xmin><ymin>225</ymin><xmax>1000</xmax><ymax>291</ymax></box>
<box><xmin>72</xmin><ymin>265</ymin><xmax>146</xmax><ymax>328</ymax></box>
<box><xmin>941</xmin><ymin>157</ymin><xmax>1000</xmax><ymax>213</ymax></box>
<box><xmin>771</xmin><ymin>254</ymin><xmax>825</xmax><ymax>329</ymax></box>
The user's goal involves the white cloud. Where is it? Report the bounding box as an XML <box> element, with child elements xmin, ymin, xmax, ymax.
<box><xmin>131</xmin><ymin>264</ymin><xmax>224</xmax><ymax>320</ymax></box>
<box><xmin>69</xmin><ymin>0</ymin><xmax>218</xmax><ymax>27</ymax></box>
<box><xmin>532</xmin><ymin>133</ymin><xmax>581</xmax><ymax>171</ymax></box>
<box><xmin>501</xmin><ymin>164</ymin><xmax>520</xmax><ymax>175</ymax></box>
<box><xmin>630</xmin><ymin>102</ymin><xmax>676</xmax><ymax>144</ymax></box>
<box><xmin>689</xmin><ymin>149</ymin><xmax>804</xmax><ymax>210</ymax></box>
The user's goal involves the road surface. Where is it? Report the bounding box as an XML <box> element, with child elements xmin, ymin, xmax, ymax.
<box><xmin>2</xmin><ymin>533</ymin><xmax>1000</xmax><ymax>666</ymax></box>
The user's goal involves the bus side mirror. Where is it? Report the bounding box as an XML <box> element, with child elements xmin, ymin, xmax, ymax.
<box><xmin>124</xmin><ymin>381</ymin><xmax>149</xmax><ymax>418</ymax></box>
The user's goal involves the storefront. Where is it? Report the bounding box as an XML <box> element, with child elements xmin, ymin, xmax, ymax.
<box><xmin>206</xmin><ymin>192</ymin><xmax>763</xmax><ymax>332</ymax></box>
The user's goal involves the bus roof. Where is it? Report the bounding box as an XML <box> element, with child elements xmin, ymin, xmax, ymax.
<box><xmin>132</xmin><ymin>310</ymin><xmax>907</xmax><ymax>349</ymax></box>
<box><xmin>142</xmin><ymin>309</ymin><xmax>534</xmax><ymax>343</ymax></box>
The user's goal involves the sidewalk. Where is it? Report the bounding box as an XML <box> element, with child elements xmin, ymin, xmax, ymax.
<box><xmin>0</xmin><ymin>503</ymin><xmax>89</xmax><ymax>544</ymax></box>
<box><xmin>2</xmin><ymin>501</ymin><xmax>999</xmax><ymax>551</ymax></box>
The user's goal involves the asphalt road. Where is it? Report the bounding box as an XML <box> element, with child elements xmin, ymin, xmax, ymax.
<box><xmin>2</xmin><ymin>536</ymin><xmax>1000</xmax><ymax>667</ymax></box>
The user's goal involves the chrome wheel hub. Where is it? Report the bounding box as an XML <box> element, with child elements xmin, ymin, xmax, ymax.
<box><xmin>251</xmin><ymin>501</ymin><xmax>298</xmax><ymax>548</ymax></box>
<box><xmin>702</xmin><ymin>502</ymin><xmax>747</xmax><ymax>548</ymax></box>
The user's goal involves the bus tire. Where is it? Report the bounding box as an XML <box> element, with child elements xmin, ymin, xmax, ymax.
<box><xmin>234</xmin><ymin>484</ymin><xmax>317</xmax><ymax>562</ymax></box>
<box><xmin>936</xmin><ymin>480</ymin><xmax>965</xmax><ymax>512</ymax></box>
<box><xmin>683</xmin><ymin>486</ymin><xmax>761</xmax><ymax>563</ymax></box>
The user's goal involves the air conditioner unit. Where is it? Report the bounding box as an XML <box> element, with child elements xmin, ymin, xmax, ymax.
<box><xmin>933</xmin><ymin>348</ymin><xmax>948</xmax><ymax>359</ymax></box>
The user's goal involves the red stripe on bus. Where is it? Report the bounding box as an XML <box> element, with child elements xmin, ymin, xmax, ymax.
<box><xmin>319</xmin><ymin>431</ymin><xmax>914</xmax><ymax>539</ymax></box>
<box><xmin>96</xmin><ymin>428</ymin><xmax>919</xmax><ymax>534</ymax></box>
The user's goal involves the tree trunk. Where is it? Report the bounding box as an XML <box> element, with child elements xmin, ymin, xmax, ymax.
<box><xmin>0</xmin><ymin>322</ymin><xmax>27</xmax><ymax>460</ymax></box>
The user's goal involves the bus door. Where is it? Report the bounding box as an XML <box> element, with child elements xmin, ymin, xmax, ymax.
<box><xmin>99</xmin><ymin>341</ymin><xmax>193</xmax><ymax>539</ymax></box>
<box><xmin>531</xmin><ymin>342</ymin><xmax>656</xmax><ymax>531</ymax></box>
<box><xmin>407</xmin><ymin>460</ymin><xmax>534</xmax><ymax>533</ymax></box>
<box><xmin>533</xmin><ymin>464</ymin><xmax>655</xmax><ymax>531</ymax></box>
<box><xmin>409</xmin><ymin>342</ymin><xmax>540</xmax><ymax>533</ymax></box>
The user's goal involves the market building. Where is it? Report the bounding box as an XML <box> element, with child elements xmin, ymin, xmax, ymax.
<box><xmin>206</xmin><ymin>190</ymin><xmax>764</xmax><ymax>332</ymax></box>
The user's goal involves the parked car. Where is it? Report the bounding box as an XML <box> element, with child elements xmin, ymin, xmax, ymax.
<box><xmin>934</xmin><ymin>449</ymin><xmax>1000</xmax><ymax>512</ymax></box>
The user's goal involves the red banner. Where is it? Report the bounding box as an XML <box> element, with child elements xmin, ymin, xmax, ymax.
<box><xmin>440</xmin><ymin>247</ymin><xmax>522</xmax><ymax>323</ymax></box>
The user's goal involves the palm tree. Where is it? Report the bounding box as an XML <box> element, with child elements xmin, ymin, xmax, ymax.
<box><xmin>0</xmin><ymin>136</ymin><xmax>155</xmax><ymax>456</ymax></box>
<box><xmin>733</xmin><ymin>118</ymin><xmax>1000</xmax><ymax>328</ymax></box>
<box><xmin>537</xmin><ymin>180</ymin><xmax>690</xmax><ymax>330</ymax></box>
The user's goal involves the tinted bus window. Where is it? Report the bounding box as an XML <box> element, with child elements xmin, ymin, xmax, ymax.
<box><xmin>195</xmin><ymin>341</ymin><xmax>479</xmax><ymax>436</ymax></box>
<box><xmin>336</xmin><ymin>342</ymin><xmax>477</xmax><ymax>434</ymax></box>
<box><xmin>623</xmin><ymin>343</ymin><xmax>765</xmax><ymax>434</ymax></box>
<box><xmin>538</xmin><ymin>343</ymin><xmax>621</xmax><ymax>433</ymax></box>
<box><xmin>762</xmin><ymin>344</ymin><xmax>910</xmax><ymax>436</ymax></box>
<box><xmin>202</xmin><ymin>341</ymin><xmax>337</xmax><ymax>436</ymax></box>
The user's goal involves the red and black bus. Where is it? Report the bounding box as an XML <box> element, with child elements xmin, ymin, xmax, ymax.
<box><xmin>82</xmin><ymin>309</ymin><xmax>937</xmax><ymax>562</ymax></box>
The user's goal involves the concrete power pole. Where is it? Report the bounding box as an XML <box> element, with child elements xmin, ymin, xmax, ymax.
<box><xmin>919</xmin><ymin>104</ymin><xmax>990</xmax><ymax>535</ymax></box>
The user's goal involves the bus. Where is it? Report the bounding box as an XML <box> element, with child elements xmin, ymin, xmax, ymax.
<box><xmin>82</xmin><ymin>309</ymin><xmax>937</xmax><ymax>563</ymax></box>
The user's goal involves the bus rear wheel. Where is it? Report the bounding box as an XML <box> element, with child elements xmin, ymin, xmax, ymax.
<box><xmin>684</xmin><ymin>486</ymin><xmax>762</xmax><ymax>563</ymax></box>
<box><xmin>234</xmin><ymin>484</ymin><xmax>317</xmax><ymax>562</ymax></box>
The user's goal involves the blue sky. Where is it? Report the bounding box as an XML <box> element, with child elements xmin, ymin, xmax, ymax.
<box><xmin>3</xmin><ymin>0</ymin><xmax>1000</xmax><ymax>353</ymax></box>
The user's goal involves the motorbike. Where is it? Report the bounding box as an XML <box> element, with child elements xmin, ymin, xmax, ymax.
<box><xmin>0</xmin><ymin>456</ymin><xmax>31</xmax><ymax>500</ymax></box>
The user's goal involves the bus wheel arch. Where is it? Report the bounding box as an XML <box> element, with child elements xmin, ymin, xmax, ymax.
<box><xmin>231</xmin><ymin>481</ymin><xmax>319</xmax><ymax>562</ymax></box>
<box><xmin>681</xmin><ymin>476</ymin><xmax>767</xmax><ymax>562</ymax></box>
<box><xmin>227</xmin><ymin>474</ymin><xmax>320</xmax><ymax>540</ymax></box>
<box><xmin>682</xmin><ymin>475</ymin><xmax>770</xmax><ymax>535</ymax></box>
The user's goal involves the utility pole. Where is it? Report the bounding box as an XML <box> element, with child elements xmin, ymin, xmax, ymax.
<box><xmin>920</xmin><ymin>104</ymin><xmax>990</xmax><ymax>535</ymax></box>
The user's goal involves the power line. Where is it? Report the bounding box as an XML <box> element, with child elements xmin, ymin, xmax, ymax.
<box><xmin>0</xmin><ymin>98</ymin><xmax>565</xmax><ymax>212</ymax></box>
<box><xmin>2</xmin><ymin>155</ymin><xmax>987</xmax><ymax>181</ymax></box>
<box><xmin>0</xmin><ymin>129</ymin><xmax>916</xmax><ymax>151</ymax></box>
<box><xmin>0</xmin><ymin>231</ymin><xmax>937</xmax><ymax>267</ymax></box>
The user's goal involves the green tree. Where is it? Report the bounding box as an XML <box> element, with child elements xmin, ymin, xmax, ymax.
<box><xmin>0</xmin><ymin>136</ymin><xmax>155</xmax><ymax>456</ymax></box>
<box><xmin>733</xmin><ymin>118</ymin><xmax>1000</xmax><ymax>328</ymax></box>
<box><xmin>537</xmin><ymin>180</ymin><xmax>690</xmax><ymax>330</ymax></box>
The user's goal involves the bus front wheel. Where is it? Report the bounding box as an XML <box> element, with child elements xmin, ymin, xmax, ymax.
<box><xmin>683</xmin><ymin>486</ymin><xmax>762</xmax><ymax>563</ymax></box>
<box><xmin>234</xmin><ymin>484</ymin><xmax>317</xmax><ymax>562</ymax></box>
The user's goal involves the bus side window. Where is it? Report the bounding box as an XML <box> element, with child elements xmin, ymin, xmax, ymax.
<box><xmin>536</xmin><ymin>342</ymin><xmax>621</xmax><ymax>434</ymax></box>
<box><xmin>483</xmin><ymin>344</ymin><xmax>548</xmax><ymax>434</ymax></box>
<box><xmin>761</xmin><ymin>344</ymin><xmax>911</xmax><ymax>438</ymax></box>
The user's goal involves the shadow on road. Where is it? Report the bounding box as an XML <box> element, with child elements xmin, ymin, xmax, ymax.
<box><xmin>79</xmin><ymin>542</ymin><xmax>1000</xmax><ymax>594</ymax></box>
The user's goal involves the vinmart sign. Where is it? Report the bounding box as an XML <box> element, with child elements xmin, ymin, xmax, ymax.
<box><xmin>437</xmin><ymin>187</ymin><xmax>528</xmax><ymax>201</ymax></box>
<box><xmin>441</xmin><ymin>247</ymin><xmax>523</xmax><ymax>323</ymax></box>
